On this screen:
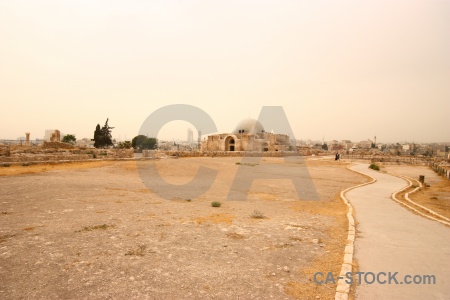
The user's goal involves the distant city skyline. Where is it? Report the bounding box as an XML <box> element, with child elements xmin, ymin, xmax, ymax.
<box><xmin>2</xmin><ymin>111</ymin><xmax>450</xmax><ymax>145</ymax></box>
<box><xmin>8</xmin><ymin>123</ymin><xmax>448</xmax><ymax>146</ymax></box>
<box><xmin>1</xmin><ymin>1</ymin><xmax>449</xmax><ymax>143</ymax></box>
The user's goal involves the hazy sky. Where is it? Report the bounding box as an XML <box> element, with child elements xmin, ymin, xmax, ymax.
<box><xmin>1</xmin><ymin>0</ymin><xmax>449</xmax><ymax>143</ymax></box>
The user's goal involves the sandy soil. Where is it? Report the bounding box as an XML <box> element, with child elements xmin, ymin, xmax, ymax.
<box><xmin>0</xmin><ymin>157</ymin><xmax>366</xmax><ymax>299</ymax></box>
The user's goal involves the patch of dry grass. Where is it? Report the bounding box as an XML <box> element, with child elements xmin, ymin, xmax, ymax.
<box><xmin>290</xmin><ymin>195</ymin><xmax>345</xmax><ymax>217</ymax></box>
<box><xmin>0</xmin><ymin>234</ymin><xmax>16</xmax><ymax>244</ymax></box>
<box><xmin>226</xmin><ymin>232</ymin><xmax>245</xmax><ymax>239</ymax></box>
<box><xmin>286</xmin><ymin>160</ymin><xmax>367</xmax><ymax>300</ymax></box>
<box><xmin>75</xmin><ymin>224</ymin><xmax>114</xmax><ymax>232</ymax></box>
<box><xmin>248</xmin><ymin>192</ymin><xmax>278</xmax><ymax>201</ymax></box>
<box><xmin>408</xmin><ymin>180</ymin><xmax>450</xmax><ymax>219</ymax></box>
<box><xmin>0</xmin><ymin>161</ymin><xmax>115</xmax><ymax>176</ymax></box>
<box><xmin>125</xmin><ymin>244</ymin><xmax>147</xmax><ymax>256</ymax></box>
<box><xmin>250</xmin><ymin>210</ymin><xmax>266</xmax><ymax>219</ymax></box>
<box><xmin>286</xmin><ymin>192</ymin><xmax>348</xmax><ymax>299</ymax></box>
<box><xmin>392</xmin><ymin>177</ymin><xmax>450</xmax><ymax>221</ymax></box>
<box><xmin>194</xmin><ymin>213</ymin><xmax>235</xmax><ymax>225</ymax></box>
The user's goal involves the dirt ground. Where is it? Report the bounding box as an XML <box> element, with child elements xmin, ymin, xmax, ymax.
<box><xmin>0</xmin><ymin>157</ymin><xmax>367</xmax><ymax>299</ymax></box>
<box><xmin>381</xmin><ymin>164</ymin><xmax>450</xmax><ymax>219</ymax></box>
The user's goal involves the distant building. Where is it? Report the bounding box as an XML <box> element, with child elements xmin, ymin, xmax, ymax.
<box><xmin>43</xmin><ymin>130</ymin><xmax>62</xmax><ymax>142</ymax></box>
<box><xmin>187</xmin><ymin>128</ymin><xmax>194</xmax><ymax>143</ymax></box>
<box><xmin>202</xmin><ymin>118</ymin><xmax>291</xmax><ymax>152</ymax></box>
<box><xmin>76</xmin><ymin>138</ymin><xmax>94</xmax><ymax>148</ymax></box>
<box><xmin>44</xmin><ymin>129</ymin><xmax>56</xmax><ymax>141</ymax></box>
<box><xmin>341</xmin><ymin>140</ymin><xmax>353</xmax><ymax>150</ymax></box>
<box><xmin>44</xmin><ymin>130</ymin><xmax>54</xmax><ymax>141</ymax></box>
<box><xmin>329</xmin><ymin>140</ymin><xmax>344</xmax><ymax>151</ymax></box>
<box><xmin>357</xmin><ymin>140</ymin><xmax>372</xmax><ymax>149</ymax></box>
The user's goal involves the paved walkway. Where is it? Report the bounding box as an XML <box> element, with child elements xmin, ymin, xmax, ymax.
<box><xmin>347</xmin><ymin>164</ymin><xmax>450</xmax><ymax>300</ymax></box>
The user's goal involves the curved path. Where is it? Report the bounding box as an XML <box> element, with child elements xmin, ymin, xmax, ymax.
<box><xmin>347</xmin><ymin>164</ymin><xmax>450</xmax><ymax>300</ymax></box>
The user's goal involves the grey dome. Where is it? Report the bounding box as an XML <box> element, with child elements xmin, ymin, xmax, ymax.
<box><xmin>232</xmin><ymin>118</ymin><xmax>265</xmax><ymax>134</ymax></box>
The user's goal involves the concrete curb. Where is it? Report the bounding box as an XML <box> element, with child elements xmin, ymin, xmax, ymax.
<box><xmin>335</xmin><ymin>164</ymin><xmax>377</xmax><ymax>300</ymax></box>
<box><xmin>388</xmin><ymin>173</ymin><xmax>450</xmax><ymax>226</ymax></box>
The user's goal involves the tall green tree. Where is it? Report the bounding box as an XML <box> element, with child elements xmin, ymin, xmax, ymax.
<box><xmin>93</xmin><ymin>119</ymin><xmax>115</xmax><ymax>148</ymax></box>
<box><xmin>132</xmin><ymin>135</ymin><xmax>157</xmax><ymax>149</ymax></box>
<box><xmin>62</xmin><ymin>134</ymin><xmax>76</xmax><ymax>144</ymax></box>
<box><xmin>100</xmin><ymin>118</ymin><xmax>114</xmax><ymax>148</ymax></box>
<box><xmin>93</xmin><ymin>124</ymin><xmax>101</xmax><ymax>148</ymax></box>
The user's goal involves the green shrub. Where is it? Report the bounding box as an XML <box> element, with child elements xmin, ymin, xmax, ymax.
<box><xmin>369</xmin><ymin>163</ymin><xmax>380</xmax><ymax>171</ymax></box>
<box><xmin>211</xmin><ymin>201</ymin><xmax>221</xmax><ymax>207</ymax></box>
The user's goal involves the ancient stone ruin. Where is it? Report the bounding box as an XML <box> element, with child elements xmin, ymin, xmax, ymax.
<box><xmin>201</xmin><ymin>118</ymin><xmax>291</xmax><ymax>152</ymax></box>
<box><xmin>50</xmin><ymin>130</ymin><xmax>60</xmax><ymax>142</ymax></box>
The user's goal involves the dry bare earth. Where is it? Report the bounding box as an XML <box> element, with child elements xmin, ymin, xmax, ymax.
<box><xmin>0</xmin><ymin>157</ymin><xmax>366</xmax><ymax>299</ymax></box>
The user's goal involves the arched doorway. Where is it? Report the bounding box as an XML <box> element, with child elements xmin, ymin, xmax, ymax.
<box><xmin>225</xmin><ymin>136</ymin><xmax>235</xmax><ymax>151</ymax></box>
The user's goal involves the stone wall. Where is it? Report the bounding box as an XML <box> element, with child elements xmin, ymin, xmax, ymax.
<box><xmin>430</xmin><ymin>162</ymin><xmax>450</xmax><ymax>180</ymax></box>
<box><xmin>142</xmin><ymin>150</ymin><xmax>302</xmax><ymax>158</ymax></box>
<box><xmin>343</xmin><ymin>154</ymin><xmax>428</xmax><ymax>165</ymax></box>
<box><xmin>0</xmin><ymin>146</ymin><xmax>134</xmax><ymax>163</ymax></box>
<box><xmin>43</xmin><ymin>141</ymin><xmax>75</xmax><ymax>149</ymax></box>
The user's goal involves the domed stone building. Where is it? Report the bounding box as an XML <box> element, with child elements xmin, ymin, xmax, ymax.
<box><xmin>201</xmin><ymin>118</ymin><xmax>291</xmax><ymax>152</ymax></box>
